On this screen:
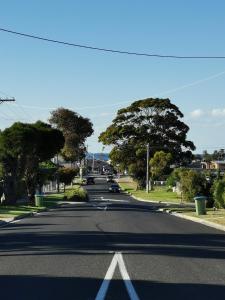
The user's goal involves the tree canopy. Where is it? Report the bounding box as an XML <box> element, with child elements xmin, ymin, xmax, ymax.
<box><xmin>99</xmin><ymin>98</ymin><xmax>195</xmax><ymax>187</ymax></box>
<box><xmin>0</xmin><ymin>121</ymin><xmax>64</xmax><ymax>203</ymax></box>
<box><xmin>49</xmin><ymin>107</ymin><xmax>93</xmax><ymax>162</ymax></box>
<box><xmin>150</xmin><ymin>151</ymin><xmax>172</xmax><ymax>179</ymax></box>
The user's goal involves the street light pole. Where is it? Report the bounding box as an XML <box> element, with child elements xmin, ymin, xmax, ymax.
<box><xmin>146</xmin><ymin>143</ymin><xmax>150</xmax><ymax>193</ymax></box>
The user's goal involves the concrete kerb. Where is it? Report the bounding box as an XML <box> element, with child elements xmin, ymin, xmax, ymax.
<box><xmin>0</xmin><ymin>208</ymin><xmax>47</xmax><ymax>227</ymax></box>
<box><xmin>159</xmin><ymin>208</ymin><xmax>225</xmax><ymax>232</ymax></box>
<box><xmin>123</xmin><ymin>188</ymin><xmax>225</xmax><ymax>232</ymax></box>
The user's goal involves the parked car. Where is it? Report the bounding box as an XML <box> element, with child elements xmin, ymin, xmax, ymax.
<box><xmin>109</xmin><ymin>183</ymin><xmax>120</xmax><ymax>193</ymax></box>
<box><xmin>86</xmin><ymin>177</ymin><xmax>95</xmax><ymax>185</ymax></box>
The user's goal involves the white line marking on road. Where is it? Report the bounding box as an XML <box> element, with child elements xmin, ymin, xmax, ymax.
<box><xmin>103</xmin><ymin>199</ymin><xmax>129</xmax><ymax>202</ymax></box>
<box><xmin>117</xmin><ymin>253</ymin><xmax>140</xmax><ymax>300</ymax></box>
<box><xmin>91</xmin><ymin>204</ymin><xmax>107</xmax><ymax>210</ymax></box>
<box><xmin>95</xmin><ymin>252</ymin><xmax>140</xmax><ymax>300</ymax></box>
<box><xmin>95</xmin><ymin>253</ymin><xmax>118</xmax><ymax>300</ymax></box>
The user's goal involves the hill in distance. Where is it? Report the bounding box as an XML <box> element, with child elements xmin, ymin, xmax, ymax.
<box><xmin>86</xmin><ymin>153</ymin><xmax>109</xmax><ymax>161</ymax></box>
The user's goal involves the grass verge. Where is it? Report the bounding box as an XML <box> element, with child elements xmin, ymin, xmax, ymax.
<box><xmin>172</xmin><ymin>208</ymin><xmax>225</xmax><ymax>227</ymax></box>
<box><xmin>118</xmin><ymin>180</ymin><xmax>181</xmax><ymax>203</ymax></box>
<box><xmin>0</xmin><ymin>205</ymin><xmax>44</xmax><ymax>220</ymax></box>
<box><xmin>0</xmin><ymin>185</ymin><xmax>87</xmax><ymax>222</ymax></box>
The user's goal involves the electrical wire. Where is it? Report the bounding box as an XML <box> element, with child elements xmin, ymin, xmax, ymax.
<box><xmin>1</xmin><ymin>27</ymin><xmax>225</xmax><ymax>59</ymax></box>
<box><xmin>8</xmin><ymin>68</ymin><xmax>225</xmax><ymax>112</ymax></box>
<box><xmin>0</xmin><ymin>89</ymin><xmax>34</xmax><ymax>122</ymax></box>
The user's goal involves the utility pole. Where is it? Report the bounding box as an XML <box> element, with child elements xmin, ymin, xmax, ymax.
<box><xmin>56</xmin><ymin>154</ymin><xmax>60</xmax><ymax>193</ymax></box>
<box><xmin>0</xmin><ymin>98</ymin><xmax>15</xmax><ymax>104</ymax></box>
<box><xmin>92</xmin><ymin>153</ymin><xmax>95</xmax><ymax>172</ymax></box>
<box><xmin>146</xmin><ymin>143</ymin><xmax>150</xmax><ymax>193</ymax></box>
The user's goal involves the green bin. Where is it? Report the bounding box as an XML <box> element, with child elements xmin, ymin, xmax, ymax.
<box><xmin>194</xmin><ymin>196</ymin><xmax>206</xmax><ymax>215</ymax></box>
<box><xmin>35</xmin><ymin>194</ymin><xmax>44</xmax><ymax>207</ymax></box>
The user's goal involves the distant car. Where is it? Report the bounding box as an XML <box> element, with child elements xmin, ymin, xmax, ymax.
<box><xmin>86</xmin><ymin>177</ymin><xmax>95</xmax><ymax>185</ymax></box>
<box><xmin>106</xmin><ymin>175</ymin><xmax>114</xmax><ymax>183</ymax></box>
<box><xmin>109</xmin><ymin>183</ymin><xmax>120</xmax><ymax>193</ymax></box>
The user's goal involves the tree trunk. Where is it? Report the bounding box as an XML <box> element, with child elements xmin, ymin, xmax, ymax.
<box><xmin>3</xmin><ymin>176</ymin><xmax>17</xmax><ymax>205</ymax></box>
<box><xmin>25</xmin><ymin>173</ymin><xmax>37</xmax><ymax>205</ymax></box>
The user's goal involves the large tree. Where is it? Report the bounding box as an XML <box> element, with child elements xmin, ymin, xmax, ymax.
<box><xmin>0</xmin><ymin>121</ymin><xmax>64</xmax><ymax>203</ymax></box>
<box><xmin>49</xmin><ymin>108</ymin><xmax>93</xmax><ymax>162</ymax></box>
<box><xmin>99</xmin><ymin>98</ymin><xmax>195</xmax><ymax>187</ymax></box>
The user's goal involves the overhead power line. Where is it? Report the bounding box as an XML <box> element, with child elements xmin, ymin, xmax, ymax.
<box><xmin>0</xmin><ymin>27</ymin><xmax>225</xmax><ymax>60</ymax></box>
<box><xmin>0</xmin><ymin>97</ymin><xmax>15</xmax><ymax>104</ymax></box>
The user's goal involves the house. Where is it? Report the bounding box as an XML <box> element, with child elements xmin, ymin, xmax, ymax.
<box><xmin>201</xmin><ymin>160</ymin><xmax>225</xmax><ymax>170</ymax></box>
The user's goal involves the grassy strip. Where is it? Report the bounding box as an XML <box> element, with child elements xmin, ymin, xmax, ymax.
<box><xmin>162</xmin><ymin>206</ymin><xmax>225</xmax><ymax>227</ymax></box>
<box><xmin>174</xmin><ymin>209</ymin><xmax>225</xmax><ymax>226</ymax></box>
<box><xmin>118</xmin><ymin>181</ymin><xmax>181</xmax><ymax>203</ymax></box>
<box><xmin>43</xmin><ymin>192</ymin><xmax>66</xmax><ymax>208</ymax></box>
<box><xmin>0</xmin><ymin>185</ymin><xmax>87</xmax><ymax>221</ymax></box>
<box><xmin>44</xmin><ymin>185</ymin><xmax>87</xmax><ymax>205</ymax></box>
<box><xmin>0</xmin><ymin>205</ymin><xmax>44</xmax><ymax>220</ymax></box>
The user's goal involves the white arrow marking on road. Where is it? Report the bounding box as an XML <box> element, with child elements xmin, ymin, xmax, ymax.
<box><xmin>95</xmin><ymin>252</ymin><xmax>140</xmax><ymax>300</ymax></box>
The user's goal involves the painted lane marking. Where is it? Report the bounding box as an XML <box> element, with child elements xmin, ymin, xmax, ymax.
<box><xmin>95</xmin><ymin>252</ymin><xmax>140</xmax><ymax>300</ymax></box>
<box><xmin>92</xmin><ymin>204</ymin><xmax>107</xmax><ymax>210</ymax></box>
<box><xmin>103</xmin><ymin>199</ymin><xmax>129</xmax><ymax>202</ymax></box>
<box><xmin>117</xmin><ymin>252</ymin><xmax>140</xmax><ymax>300</ymax></box>
<box><xmin>95</xmin><ymin>252</ymin><xmax>118</xmax><ymax>300</ymax></box>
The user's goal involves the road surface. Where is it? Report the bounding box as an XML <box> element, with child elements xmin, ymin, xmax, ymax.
<box><xmin>0</xmin><ymin>176</ymin><xmax>225</xmax><ymax>299</ymax></box>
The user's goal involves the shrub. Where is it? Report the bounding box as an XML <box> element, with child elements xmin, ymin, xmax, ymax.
<box><xmin>179</xmin><ymin>170</ymin><xmax>207</xmax><ymax>202</ymax></box>
<box><xmin>65</xmin><ymin>186</ymin><xmax>87</xmax><ymax>201</ymax></box>
<box><xmin>166</xmin><ymin>168</ymin><xmax>186</xmax><ymax>187</ymax></box>
<box><xmin>212</xmin><ymin>179</ymin><xmax>225</xmax><ymax>208</ymax></box>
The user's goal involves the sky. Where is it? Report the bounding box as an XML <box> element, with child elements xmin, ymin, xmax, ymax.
<box><xmin>0</xmin><ymin>0</ymin><xmax>225</xmax><ymax>153</ymax></box>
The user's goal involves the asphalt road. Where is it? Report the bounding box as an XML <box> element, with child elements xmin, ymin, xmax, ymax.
<box><xmin>1</xmin><ymin>177</ymin><xmax>225</xmax><ymax>300</ymax></box>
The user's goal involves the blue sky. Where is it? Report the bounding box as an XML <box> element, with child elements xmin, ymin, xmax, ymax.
<box><xmin>0</xmin><ymin>0</ymin><xmax>225</xmax><ymax>153</ymax></box>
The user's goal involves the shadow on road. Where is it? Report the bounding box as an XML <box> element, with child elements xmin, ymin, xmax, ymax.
<box><xmin>0</xmin><ymin>274</ymin><xmax>225</xmax><ymax>299</ymax></box>
<box><xmin>1</xmin><ymin>218</ymin><xmax>225</xmax><ymax>259</ymax></box>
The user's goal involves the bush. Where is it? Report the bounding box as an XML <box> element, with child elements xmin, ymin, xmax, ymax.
<box><xmin>212</xmin><ymin>179</ymin><xmax>225</xmax><ymax>208</ymax></box>
<box><xmin>179</xmin><ymin>170</ymin><xmax>207</xmax><ymax>202</ymax></box>
<box><xmin>65</xmin><ymin>186</ymin><xmax>87</xmax><ymax>201</ymax></box>
<box><xmin>166</xmin><ymin>168</ymin><xmax>186</xmax><ymax>188</ymax></box>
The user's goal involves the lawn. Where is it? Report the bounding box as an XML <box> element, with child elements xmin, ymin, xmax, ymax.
<box><xmin>43</xmin><ymin>192</ymin><xmax>66</xmax><ymax>208</ymax></box>
<box><xmin>0</xmin><ymin>185</ymin><xmax>87</xmax><ymax>221</ymax></box>
<box><xmin>0</xmin><ymin>191</ymin><xmax>65</xmax><ymax>221</ymax></box>
<box><xmin>0</xmin><ymin>205</ymin><xmax>44</xmax><ymax>220</ymax></box>
<box><xmin>118</xmin><ymin>179</ymin><xmax>181</xmax><ymax>203</ymax></box>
